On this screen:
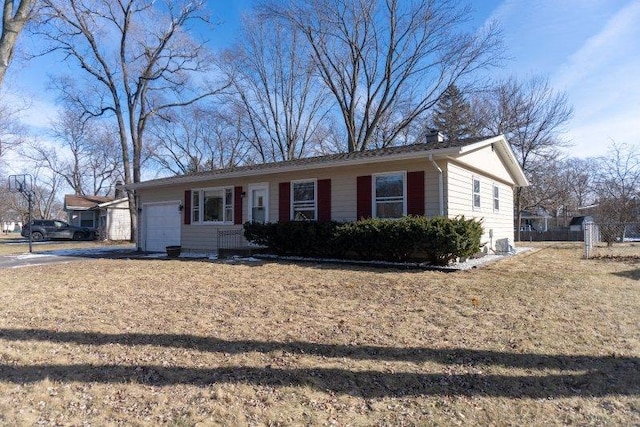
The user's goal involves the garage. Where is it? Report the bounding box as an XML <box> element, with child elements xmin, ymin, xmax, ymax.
<box><xmin>143</xmin><ymin>202</ymin><xmax>181</xmax><ymax>252</ymax></box>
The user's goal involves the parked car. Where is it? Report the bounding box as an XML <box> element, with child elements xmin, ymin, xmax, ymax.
<box><xmin>21</xmin><ymin>219</ymin><xmax>97</xmax><ymax>241</ymax></box>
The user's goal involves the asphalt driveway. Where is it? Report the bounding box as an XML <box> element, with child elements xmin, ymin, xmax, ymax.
<box><xmin>0</xmin><ymin>238</ymin><xmax>140</xmax><ymax>268</ymax></box>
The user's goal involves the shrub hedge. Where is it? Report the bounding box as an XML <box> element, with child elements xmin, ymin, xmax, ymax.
<box><xmin>244</xmin><ymin>216</ymin><xmax>483</xmax><ymax>265</ymax></box>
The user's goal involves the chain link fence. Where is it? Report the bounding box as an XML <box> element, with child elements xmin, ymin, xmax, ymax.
<box><xmin>584</xmin><ymin>222</ymin><xmax>640</xmax><ymax>259</ymax></box>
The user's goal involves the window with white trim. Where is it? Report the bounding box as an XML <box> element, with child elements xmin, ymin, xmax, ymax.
<box><xmin>292</xmin><ymin>180</ymin><xmax>316</xmax><ymax>220</ymax></box>
<box><xmin>493</xmin><ymin>184</ymin><xmax>500</xmax><ymax>212</ymax></box>
<box><xmin>191</xmin><ymin>187</ymin><xmax>234</xmax><ymax>223</ymax></box>
<box><xmin>374</xmin><ymin>172</ymin><xmax>406</xmax><ymax>218</ymax></box>
<box><xmin>472</xmin><ymin>177</ymin><xmax>481</xmax><ymax>210</ymax></box>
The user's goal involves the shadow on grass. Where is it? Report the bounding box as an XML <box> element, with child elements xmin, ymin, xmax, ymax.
<box><xmin>611</xmin><ymin>269</ymin><xmax>640</xmax><ymax>280</ymax></box>
<box><xmin>1</xmin><ymin>363</ymin><xmax>637</xmax><ymax>398</ymax></box>
<box><xmin>0</xmin><ymin>328</ymin><xmax>638</xmax><ymax>397</ymax></box>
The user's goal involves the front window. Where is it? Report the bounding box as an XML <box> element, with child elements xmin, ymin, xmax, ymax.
<box><xmin>192</xmin><ymin>187</ymin><xmax>233</xmax><ymax>223</ymax></box>
<box><xmin>473</xmin><ymin>178</ymin><xmax>481</xmax><ymax>210</ymax></box>
<box><xmin>493</xmin><ymin>185</ymin><xmax>500</xmax><ymax>212</ymax></box>
<box><xmin>374</xmin><ymin>173</ymin><xmax>405</xmax><ymax>218</ymax></box>
<box><xmin>292</xmin><ymin>180</ymin><xmax>316</xmax><ymax>220</ymax></box>
<box><xmin>79</xmin><ymin>211</ymin><xmax>94</xmax><ymax>228</ymax></box>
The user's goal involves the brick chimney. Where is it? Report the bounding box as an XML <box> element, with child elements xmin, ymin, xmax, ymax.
<box><xmin>425</xmin><ymin>129</ymin><xmax>444</xmax><ymax>144</ymax></box>
<box><xmin>114</xmin><ymin>181</ymin><xmax>124</xmax><ymax>199</ymax></box>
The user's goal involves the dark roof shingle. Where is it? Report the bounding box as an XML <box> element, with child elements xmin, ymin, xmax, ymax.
<box><xmin>142</xmin><ymin>136</ymin><xmax>492</xmax><ymax>186</ymax></box>
<box><xmin>64</xmin><ymin>194</ymin><xmax>113</xmax><ymax>209</ymax></box>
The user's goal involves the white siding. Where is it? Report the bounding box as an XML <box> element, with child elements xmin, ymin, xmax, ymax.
<box><xmin>454</xmin><ymin>144</ymin><xmax>517</xmax><ymax>185</ymax></box>
<box><xmin>445</xmin><ymin>162</ymin><xmax>515</xmax><ymax>250</ymax></box>
<box><xmin>106</xmin><ymin>207</ymin><xmax>131</xmax><ymax>240</ymax></box>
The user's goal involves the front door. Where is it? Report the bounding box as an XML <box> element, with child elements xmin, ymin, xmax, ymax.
<box><xmin>248</xmin><ymin>184</ymin><xmax>269</xmax><ymax>223</ymax></box>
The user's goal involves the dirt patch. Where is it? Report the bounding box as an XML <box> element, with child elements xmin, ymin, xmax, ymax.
<box><xmin>0</xmin><ymin>243</ymin><xmax>638</xmax><ymax>425</ymax></box>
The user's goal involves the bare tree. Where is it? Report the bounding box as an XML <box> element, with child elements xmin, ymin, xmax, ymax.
<box><xmin>261</xmin><ymin>0</ymin><xmax>502</xmax><ymax>152</ymax></box>
<box><xmin>561</xmin><ymin>157</ymin><xmax>597</xmax><ymax>209</ymax></box>
<box><xmin>474</xmin><ymin>76</ymin><xmax>573</xmax><ymax>238</ymax></box>
<box><xmin>5</xmin><ymin>166</ymin><xmax>64</xmax><ymax>220</ymax></box>
<box><xmin>0</xmin><ymin>0</ymin><xmax>35</xmax><ymax>86</ymax></box>
<box><xmin>0</xmin><ymin>90</ymin><xmax>26</xmax><ymax>163</ymax></box>
<box><xmin>219</xmin><ymin>15</ymin><xmax>331</xmax><ymax>162</ymax></box>
<box><xmin>594</xmin><ymin>142</ymin><xmax>640</xmax><ymax>224</ymax></box>
<box><xmin>21</xmin><ymin>107</ymin><xmax>122</xmax><ymax>196</ymax></box>
<box><xmin>518</xmin><ymin>158</ymin><xmax>565</xmax><ymax>217</ymax></box>
<box><xmin>149</xmin><ymin>104</ymin><xmax>253</xmax><ymax>175</ymax></box>
<box><xmin>36</xmin><ymin>0</ymin><xmax>229</xmax><ymax>240</ymax></box>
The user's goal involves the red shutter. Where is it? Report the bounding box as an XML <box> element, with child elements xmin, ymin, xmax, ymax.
<box><xmin>234</xmin><ymin>186</ymin><xmax>243</xmax><ymax>225</ymax></box>
<box><xmin>184</xmin><ymin>190</ymin><xmax>191</xmax><ymax>225</ymax></box>
<box><xmin>356</xmin><ymin>175</ymin><xmax>372</xmax><ymax>219</ymax></box>
<box><xmin>279</xmin><ymin>182</ymin><xmax>291</xmax><ymax>222</ymax></box>
<box><xmin>317</xmin><ymin>179</ymin><xmax>331</xmax><ymax>222</ymax></box>
<box><xmin>407</xmin><ymin>171</ymin><xmax>425</xmax><ymax>216</ymax></box>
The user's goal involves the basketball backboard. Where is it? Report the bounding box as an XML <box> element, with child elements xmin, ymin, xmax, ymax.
<box><xmin>8</xmin><ymin>174</ymin><xmax>32</xmax><ymax>193</ymax></box>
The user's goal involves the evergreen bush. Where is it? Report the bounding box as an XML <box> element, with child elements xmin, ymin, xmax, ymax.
<box><xmin>243</xmin><ymin>216</ymin><xmax>483</xmax><ymax>265</ymax></box>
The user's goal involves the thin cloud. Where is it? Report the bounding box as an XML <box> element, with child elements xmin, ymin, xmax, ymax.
<box><xmin>553</xmin><ymin>0</ymin><xmax>640</xmax><ymax>91</ymax></box>
<box><xmin>554</xmin><ymin>0</ymin><xmax>640</xmax><ymax>155</ymax></box>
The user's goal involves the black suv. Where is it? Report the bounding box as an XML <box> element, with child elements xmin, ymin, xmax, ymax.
<box><xmin>21</xmin><ymin>220</ymin><xmax>97</xmax><ymax>241</ymax></box>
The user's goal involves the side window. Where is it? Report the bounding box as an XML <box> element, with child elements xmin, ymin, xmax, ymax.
<box><xmin>291</xmin><ymin>180</ymin><xmax>316</xmax><ymax>220</ymax></box>
<box><xmin>493</xmin><ymin>185</ymin><xmax>500</xmax><ymax>212</ymax></box>
<box><xmin>472</xmin><ymin>178</ymin><xmax>481</xmax><ymax>210</ymax></box>
<box><xmin>374</xmin><ymin>173</ymin><xmax>405</xmax><ymax>218</ymax></box>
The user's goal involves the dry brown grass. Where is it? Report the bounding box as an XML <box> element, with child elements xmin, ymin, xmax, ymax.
<box><xmin>0</xmin><ymin>244</ymin><xmax>638</xmax><ymax>425</ymax></box>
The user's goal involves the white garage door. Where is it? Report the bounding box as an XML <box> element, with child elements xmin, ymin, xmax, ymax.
<box><xmin>144</xmin><ymin>202</ymin><xmax>181</xmax><ymax>252</ymax></box>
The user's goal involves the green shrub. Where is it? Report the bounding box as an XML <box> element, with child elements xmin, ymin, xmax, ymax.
<box><xmin>243</xmin><ymin>216</ymin><xmax>483</xmax><ymax>265</ymax></box>
<box><xmin>244</xmin><ymin>221</ymin><xmax>347</xmax><ymax>257</ymax></box>
<box><xmin>417</xmin><ymin>216</ymin><xmax>483</xmax><ymax>265</ymax></box>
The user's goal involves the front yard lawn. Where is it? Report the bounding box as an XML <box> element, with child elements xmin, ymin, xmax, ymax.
<box><xmin>0</xmin><ymin>244</ymin><xmax>638</xmax><ymax>425</ymax></box>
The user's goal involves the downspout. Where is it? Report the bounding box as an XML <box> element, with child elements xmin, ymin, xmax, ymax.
<box><xmin>429</xmin><ymin>155</ymin><xmax>445</xmax><ymax>216</ymax></box>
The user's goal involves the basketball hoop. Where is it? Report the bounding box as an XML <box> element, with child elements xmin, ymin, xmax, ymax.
<box><xmin>8</xmin><ymin>174</ymin><xmax>34</xmax><ymax>253</ymax></box>
<box><xmin>8</xmin><ymin>174</ymin><xmax>32</xmax><ymax>194</ymax></box>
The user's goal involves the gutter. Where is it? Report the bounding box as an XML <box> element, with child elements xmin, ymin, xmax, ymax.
<box><xmin>429</xmin><ymin>154</ymin><xmax>445</xmax><ymax>216</ymax></box>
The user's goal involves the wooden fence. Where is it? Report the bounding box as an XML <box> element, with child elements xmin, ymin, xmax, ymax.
<box><xmin>516</xmin><ymin>229</ymin><xmax>584</xmax><ymax>242</ymax></box>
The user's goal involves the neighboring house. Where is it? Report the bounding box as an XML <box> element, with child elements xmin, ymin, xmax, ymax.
<box><xmin>569</xmin><ymin>215</ymin><xmax>594</xmax><ymax>232</ymax></box>
<box><xmin>518</xmin><ymin>207</ymin><xmax>554</xmax><ymax>232</ymax></box>
<box><xmin>1</xmin><ymin>221</ymin><xmax>22</xmax><ymax>233</ymax></box>
<box><xmin>63</xmin><ymin>194</ymin><xmax>131</xmax><ymax>241</ymax></box>
<box><xmin>126</xmin><ymin>134</ymin><xmax>529</xmax><ymax>253</ymax></box>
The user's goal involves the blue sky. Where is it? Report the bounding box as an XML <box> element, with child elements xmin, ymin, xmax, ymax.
<box><xmin>4</xmin><ymin>0</ymin><xmax>639</xmax><ymax>170</ymax></box>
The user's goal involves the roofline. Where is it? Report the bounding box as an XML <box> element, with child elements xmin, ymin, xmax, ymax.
<box><xmin>126</xmin><ymin>135</ymin><xmax>529</xmax><ymax>190</ymax></box>
<box><xmin>64</xmin><ymin>206</ymin><xmax>92</xmax><ymax>211</ymax></box>
<box><xmin>96</xmin><ymin>197</ymin><xmax>129</xmax><ymax>208</ymax></box>
<box><xmin>126</xmin><ymin>145</ymin><xmax>466</xmax><ymax>190</ymax></box>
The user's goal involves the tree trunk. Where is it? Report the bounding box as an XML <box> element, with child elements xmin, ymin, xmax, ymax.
<box><xmin>0</xmin><ymin>0</ymin><xmax>33</xmax><ymax>87</ymax></box>
<box><xmin>515</xmin><ymin>187</ymin><xmax>522</xmax><ymax>242</ymax></box>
